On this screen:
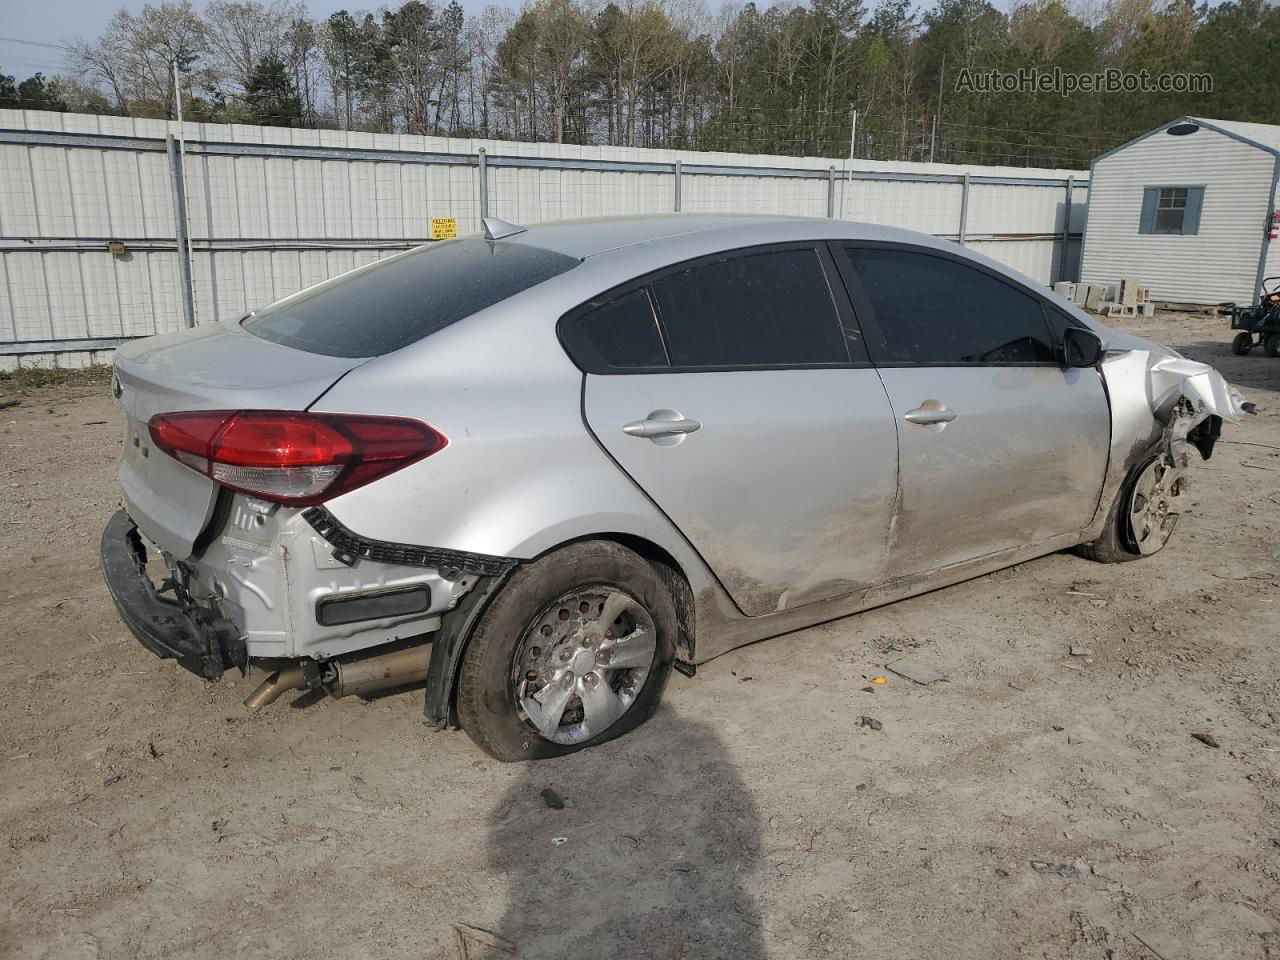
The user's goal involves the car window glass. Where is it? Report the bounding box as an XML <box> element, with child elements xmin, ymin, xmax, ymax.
<box><xmin>650</xmin><ymin>248</ymin><xmax>848</xmax><ymax>367</ymax></box>
<box><xmin>578</xmin><ymin>288</ymin><xmax>668</xmax><ymax>368</ymax></box>
<box><xmin>244</xmin><ymin>239</ymin><xmax>580</xmax><ymax>358</ymax></box>
<box><xmin>838</xmin><ymin>247</ymin><xmax>1055</xmax><ymax>364</ymax></box>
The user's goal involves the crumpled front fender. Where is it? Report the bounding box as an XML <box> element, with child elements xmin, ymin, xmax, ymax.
<box><xmin>1081</xmin><ymin>348</ymin><xmax>1251</xmax><ymax>544</ymax></box>
<box><xmin>1146</xmin><ymin>355</ymin><xmax>1248</xmax><ymax>426</ymax></box>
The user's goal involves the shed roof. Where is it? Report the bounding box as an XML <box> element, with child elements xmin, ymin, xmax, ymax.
<box><xmin>1099</xmin><ymin>116</ymin><xmax>1280</xmax><ymax>162</ymax></box>
<box><xmin>1188</xmin><ymin>117</ymin><xmax>1280</xmax><ymax>155</ymax></box>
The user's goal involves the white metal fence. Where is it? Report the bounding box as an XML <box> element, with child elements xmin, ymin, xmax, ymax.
<box><xmin>0</xmin><ymin>110</ymin><xmax>1089</xmax><ymax>369</ymax></box>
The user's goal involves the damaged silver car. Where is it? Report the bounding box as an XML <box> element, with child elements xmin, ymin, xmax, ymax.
<box><xmin>100</xmin><ymin>214</ymin><xmax>1249</xmax><ymax>760</ymax></box>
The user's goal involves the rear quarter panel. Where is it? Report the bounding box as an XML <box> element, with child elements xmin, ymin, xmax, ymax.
<box><xmin>308</xmin><ymin>268</ymin><xmax>715</xmax><ymax>580</ymax></box>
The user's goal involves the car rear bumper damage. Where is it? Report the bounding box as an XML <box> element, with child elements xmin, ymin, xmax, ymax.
<box><xmin>101</xmin><ymin>501</ymin><xmax>519</xmax><ymax>719</ymax></box>
<box><xmin>100</xmin><ymin>509</ymin><xmax>247</xmax><ymax>680</ymax></box>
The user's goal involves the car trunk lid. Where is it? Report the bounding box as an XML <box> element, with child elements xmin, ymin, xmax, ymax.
<box><xmin>113</xmin><ymin>322</ymin><xmax>366</xmax><ymax>558</ymax></box>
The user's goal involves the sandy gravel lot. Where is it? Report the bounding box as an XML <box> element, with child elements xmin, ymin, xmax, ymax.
<box><xmin>1</xmin><ymin>312</ymin><xmax>1277</xmax><ymax>960</ymax></box>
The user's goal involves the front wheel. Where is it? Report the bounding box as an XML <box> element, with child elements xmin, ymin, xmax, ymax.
<box><xmin>1075</xmin><ymin>455</ymin><xmax>1184</xmax><ymax>563</ymax></box>
<box><xmin>1265</xmin><ymin>332</ymin><xmax>1280</xmax><ymax>358</ymax></box>
<box><xmin>456</xmin><ymin>540</ymin><xmax>677</xmax><ymax>761</ymax></box>
<box><xmin>1231</xmin><ymin>331</ymin><xmax>1253</xmax><ymax>355</ymax></box>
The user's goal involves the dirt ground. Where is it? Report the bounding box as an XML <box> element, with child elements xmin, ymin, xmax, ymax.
<box><xmin>1</xmin><ymin>312</ymin><xmax>1277</xmax><ymax>960</ymax></box>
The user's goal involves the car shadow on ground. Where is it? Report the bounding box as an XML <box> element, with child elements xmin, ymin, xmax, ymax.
<box><xmin>482</xmin><ymin>710</ymin><xmax>765</xmax><ymax>960</ymax></box>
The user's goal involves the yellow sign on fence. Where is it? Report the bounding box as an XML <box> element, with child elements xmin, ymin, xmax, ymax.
<box><xmin>430</xmin><ymin>217</ymin><xmax>458</xmax><ymax>240</ymax></box>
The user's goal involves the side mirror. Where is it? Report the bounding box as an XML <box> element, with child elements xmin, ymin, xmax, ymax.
<box><xmin>1062</xmin><ymin>327</ymin><xmax>1105</xmax><ymax>368</ymax></box>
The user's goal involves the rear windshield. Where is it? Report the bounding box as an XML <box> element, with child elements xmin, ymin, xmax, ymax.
<box><xmin>243</xmin><ymin>239</ymin><xmax>580</xmax><ymax>358</ymax></box>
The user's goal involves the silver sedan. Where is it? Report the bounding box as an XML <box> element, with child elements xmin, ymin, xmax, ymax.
<box><xmin>100</xmin><ymin>214</ymin><xmax>1248</xmax><ymax>760</ymax></box>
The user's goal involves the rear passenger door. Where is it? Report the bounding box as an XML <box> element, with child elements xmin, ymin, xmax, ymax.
<box><xmin>563</xmin><ymin>244</ymin><xmax>900</xmax><ymax>618</ymax></box>
<box><xmin>832</xmin><ymin>243</ymin><xmax>1111</xmax><ymax>580</ymax></box>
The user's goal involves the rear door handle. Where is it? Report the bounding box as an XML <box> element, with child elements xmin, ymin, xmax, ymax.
<box><xmin>623</xmin><ymin>414</ymin><xmax>702</xmax><ymax>439</ymax></box>
<box><xmin>903</xmin><ymin>402</ymin><xmax>958</xmax><ymax>426</ymax></box>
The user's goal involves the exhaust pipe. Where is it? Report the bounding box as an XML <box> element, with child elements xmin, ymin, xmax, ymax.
<box><xmin>243</xmin><ymin>643</ymin><xmax>431</xmax><ymax>711</ymax></box>
<box><xmin>243</xmin><ymin>663</ymin><xmax>308</xmax><ymax>711</ymax></box>
<box><xmin>330</xmin><ymin>645</ymin><xmax>431</xmax><ymax>698</ymax></box>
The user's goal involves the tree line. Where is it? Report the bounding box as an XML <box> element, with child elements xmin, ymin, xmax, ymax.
<box><xmin>2</xmin><ymin>0</ymin><xmax>1278</xmax><ymax>168</ymax></box>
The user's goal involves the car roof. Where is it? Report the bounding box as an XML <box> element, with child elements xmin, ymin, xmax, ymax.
<box><xmin>505</xmin><ymin>213</ymin><xmax>953</xmax><ymax>260</ymax></box>
<box><xmin>498</xmin><ymin>212</ymin><xmax>1145</xmax><ymax>351</ymax></box>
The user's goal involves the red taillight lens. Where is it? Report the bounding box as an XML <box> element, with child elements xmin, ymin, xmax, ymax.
<box><xmin>148</xmin><ymin>411</ymin><xmax>447</xmax><ymax>506</ymax></box>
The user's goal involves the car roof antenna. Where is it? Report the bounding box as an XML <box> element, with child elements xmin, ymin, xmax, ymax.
<box><xmin>482</xmin><ymin>217</ymin><xmax>527</xmax><ymax>241</ymax></box>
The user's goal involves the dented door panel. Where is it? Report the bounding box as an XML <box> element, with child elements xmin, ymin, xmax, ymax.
<box><xmin>876</xmin><ymin>364</ymin><xmax>1112</xmax><ymax>578</ymax></box>
<box><xmin>584</xmin><ymin>368</ymin><xmax>899</xmax><ymax>617</ymax></box>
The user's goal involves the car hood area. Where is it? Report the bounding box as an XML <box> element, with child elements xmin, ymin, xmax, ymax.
<box><xmin>1142</xmin><ymin>353</ymin><xmax>1249</xmax><ymax>424</ymax></box>
<box><xmin>1101</xmin><ymin>337</ymin><xmax>1250</xmax><ymax>429</ymax></box>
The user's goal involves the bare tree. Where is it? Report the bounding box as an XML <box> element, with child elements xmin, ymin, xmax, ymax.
<box><xmin>70</xmin><ymin>1</ymin><xmax>212</xmax><ymax>117</ymax></box>
<box><xmin>205</xmin><ymin>0</ymin><xmax>302</xmax><ymax>93</ymax></box>
<box><xmin>282</xmin><ymin>14</ymin><xmax>320</xmax><ymax>123</ymax></box>
<box><xmin>532</xmin><ymin>0</ymin><xmax>592</xmax><ymax>142</ymax></box>
<box><xmin>384</xmin><ymin>0</ymin><xmax>446</xmax><ymax>135</ymax></box>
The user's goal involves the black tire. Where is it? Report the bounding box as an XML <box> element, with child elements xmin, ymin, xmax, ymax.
<box><xmin>1266</xmin><ymin>332</ymin><xmax>1280</xmax><ymax>358</ymax></box>
<box><xmin>1231</xmin><ymin>331</ymin><xmax>1253</xmax><ymax>355</ymax></box>
<box><xmin>456</xmin><ymin>540</ymin><xmax>677</xmax><ymax>761</ymax></box>
<box><xmin>1075</xmin><ymin>456</ymin><xmax>1166</xmax><ymax>563</ymax></box>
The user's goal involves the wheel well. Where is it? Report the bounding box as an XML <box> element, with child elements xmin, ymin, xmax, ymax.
<box><xmin>591</xmin><ymin>534</ymin><xmax>696</xmax><ymax>664</ymax></box>
<box><xmin>431</xmin><ymin>533</ymin><xmax>697</xmax><ymax>729</ymax></box>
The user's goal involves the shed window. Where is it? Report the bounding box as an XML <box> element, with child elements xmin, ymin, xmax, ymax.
<box><xmin>1155</xmin><ymin>188</ymin><xmax>1188</xmax><ymax>233</ymax></box>
<box><xmin>1139</xmin><ymin>185</ymin><xmax>1204</xmax><ymax>236</ymax></box>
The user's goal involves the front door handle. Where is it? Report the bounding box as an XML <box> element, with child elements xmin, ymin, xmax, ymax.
<box><xmin>903</xmin><ymin>401</ymin><xmax>958</xmax><ymax>427</ymax></box>
<box><xmin>623</xmin><ymin>416</ymin><xmax>702</xmax><ymax>439</ymax></box>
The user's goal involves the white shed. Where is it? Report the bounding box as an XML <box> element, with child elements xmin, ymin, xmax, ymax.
<box><xmin>1080</xmin><ymin>116</ymin><xmax>1280</xmax><ymax>306</ymax></box>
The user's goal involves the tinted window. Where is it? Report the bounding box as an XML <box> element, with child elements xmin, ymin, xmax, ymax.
<box><xmin>244</xmin><ymin>239</ymin><xmax>579</xmax><ymax>358</ymax></box>
<box><xmin>839</xmin><ymin>247</ymin><xmax>1055</xmax><ymax>364</ymax></box>
<box><xmin>576</xmin><ymin>288</ymin><xmax>668</xmax><ymax>369</ymax></box>
<box><xmin>651</xmin><ymin>249</ymin><xmax>847</xmax><ymax>367</ymax></box>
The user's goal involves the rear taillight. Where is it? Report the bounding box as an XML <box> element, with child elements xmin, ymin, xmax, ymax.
<box><xmin>148</xmin><ymin>411</ymin><xmax>447</xmax><ymax>506</ymax></box>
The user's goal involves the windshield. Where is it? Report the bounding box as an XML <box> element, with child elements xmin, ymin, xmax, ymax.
<box><xmin>243</xmin><ymin>238</ymin><xmax>580</xmax><ymax>358</ymax></box>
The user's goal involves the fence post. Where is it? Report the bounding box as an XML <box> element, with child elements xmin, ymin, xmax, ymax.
<box><xmin>674</xmin><ymin>160</ymin><xmax>682</xmax><ymax>212</ymax></box>
<box><xmin>827</xmin><ymin>166</ymin><xmax>836</xmax><ymax>218</ymax></box>
<box><xmin>958</xmin><ymin>173</ymin><xmax>970</xmax><ymax>246</ymax></box>
<box><xmin>478</xmin><ymin>147</ymin><xmax>489</xmax><ymax>220</ymax></box>
<box><xmin>1059</xmin><ymin>175</ymin><xmax>1075</xmax><ymax>282</ymax></box>
<box><xmin>165</xmin><ymin>134</ymin><xmax>196</xmax><ymax>328</ymax></box>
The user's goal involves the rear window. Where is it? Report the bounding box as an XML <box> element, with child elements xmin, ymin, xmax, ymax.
<box><xmin>650</xmin><ymin>248</ymin><xmax>848</xmax><ymax>367</ymax></box>
<box><xmin>243</xmin><ymin>239</ymin><xmax>579</xmax><ymax>358</ymax></box>
<box><xmin>574</xmin><ymin>288</ymin><xmax>669</xmax><ymax>369</ymax></box>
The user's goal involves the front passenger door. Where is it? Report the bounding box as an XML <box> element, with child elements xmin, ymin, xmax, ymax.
<box><xmin>833</xmin><ymin>244</ymin><xmax>1111</xmax><ymax>580</ymax></box>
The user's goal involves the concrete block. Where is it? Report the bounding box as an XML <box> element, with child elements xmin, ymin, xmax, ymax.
<box><xmin>1085</xmin><ymin>285</ymin><xmax>1106</xmax><ymax>311</ymax></box>
<box><xmin>1139</xmin><ymin>301</ymin><xmax>1155</xmax><ymax>317</ymax></box>
<box><xmin>1120</xmin><ymin>277</ymin><xmax>1141</xmax><ymax>306</ymax></box>
<box><xmin>1053</xmin><ymin>281</ymin><xmax>1076</xmax><ymax>301</ymax></box>
<box><xmin>1071</xmin><ymin>284</ymin><xmax>1090</xmax><ymax>305</ymax></box>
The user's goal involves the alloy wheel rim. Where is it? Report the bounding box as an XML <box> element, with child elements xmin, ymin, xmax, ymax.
<box><xmin>1129</xmin><ymin>458</ymin><xmax>1180</xmax><ymax>555</ymax></box>
<box><xmin>512</xmin><ymin>588</ymin><xmax>657</xmax><ymax>745</ymax></box>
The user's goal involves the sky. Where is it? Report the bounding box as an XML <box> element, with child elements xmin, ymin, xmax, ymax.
<box><xmin>0</xmin><ymin>0</ymin><xmax>489</xmax><ymax>79</ymax></box>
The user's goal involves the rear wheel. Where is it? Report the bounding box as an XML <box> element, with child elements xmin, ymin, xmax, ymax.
<box><xmin>1231</xmin><ymin>331</ymin><xmax>1253</xmax><ymax>355</ymax></box>
<box><xmin>1075</xmin><ymin>455</ymin><xmax>1183</xmax><ymax>563</ymax></box>
<box><xmin>456</xmin><ymin>540</ymin><xmax>676</xmax><ymax>761</ymax></box>
<box><xmin>1265</xmin><ymin>332</ymin><xmax>1280</xmax><ymax>358</ymax></box>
